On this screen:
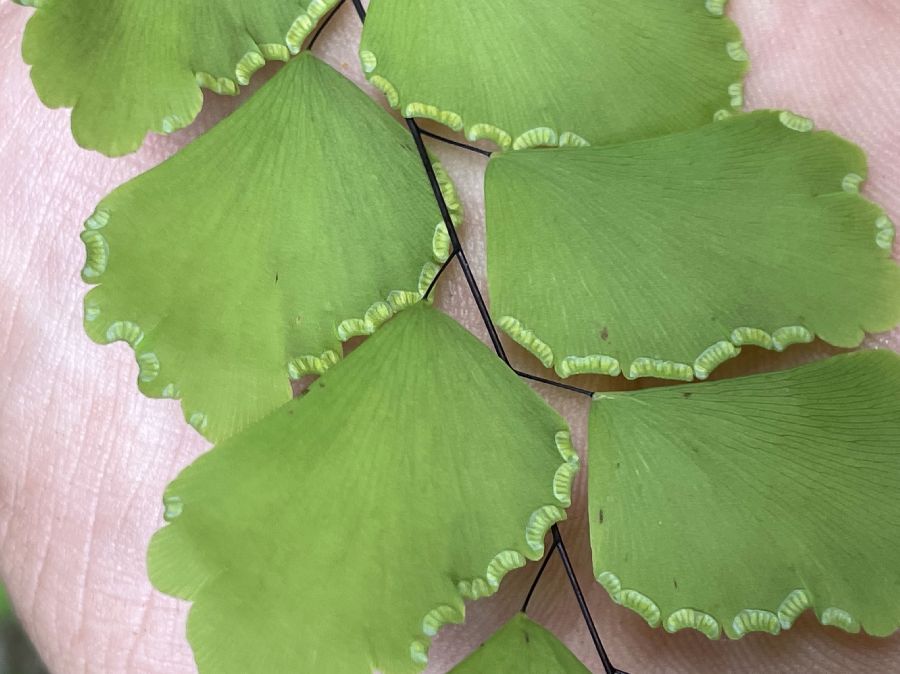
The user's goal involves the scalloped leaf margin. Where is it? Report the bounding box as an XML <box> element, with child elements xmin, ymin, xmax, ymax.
<box><xmin>485</xmin><ymin>110</ymin><xmax>900</xmax><ymax>382</ymax></box>
<box><xmin>80</xmin><ymin>53</ymin><xmax>463</xmax><ymax>443</ymax></box>
<box><xmin>359</xmin><ymin>0</ymin><xmax>748</xmax><ymax>150</ymax></box>
<box><xmin>148</xmin><ymin>305</ymin><xmax>579</xmax><ymax>672</ymax></box>
<box><xmin>13</xmin><ymin>0</ymin><xmax>343</xmax><ymax>154</ymax></box>
<box><xmin>589</xmin><ymin>350</ymin><xmax>900</xmax><ymax>640</ymax></box>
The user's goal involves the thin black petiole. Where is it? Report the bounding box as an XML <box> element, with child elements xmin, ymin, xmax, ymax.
<box><xmin>408</xmin><ymin>119</ymin><xmax>598</xmax><ymax>400</ymax></box>
<box><xmin>423</xmin><ymin>248</ymin><xmax>459</xmax><ymax>300</ymax></box>
<box><xmin>419</xmin><ymin>128</ymin><xmax>492</xmax><ymax>158</ymax></box>
<box><xmin>413</xmin><ymin>120</ymin><xmax>594</xmax><ymax>398</ymax></box>
<box><xmin>553</xmin><ymin>526</ymin><xmax>626</xmax><ymax>674</ymax></box>
<box><xmin>524</xmin><ymin>527</ymin><xmax>628</xmax><ymax>672</ymax></box>
<box><xmin>307</xmin><ymin>0</ymin><xmax>346</xmax><ymax>50</ymax></box>
<box><xmin>350</xmin><ymin>5</ymin><xmax>621</xmax><ymax>672</ymax></box>
<box><xmin>350</xmin><ymin>0</ymin><xmax>366</xmax><ymax>21</ymax></box>
<box><xmin>405</xmin><ymin>117</ymin><xmax>510</xmax><ymax>364</ymax></box>
<box><xmin>352</xmin><ymin>0</ymin><xmax>591</xmax><ymax>398</ymax></box>
<box><xmin>521</xmin><ymin>537</ymin><xmax>559</xmax><ymax>613</ymax></box>
<box><xmin>514</xmin><ymin>370</ymin><xmax>594</xmax><ymax>398</ymax></box>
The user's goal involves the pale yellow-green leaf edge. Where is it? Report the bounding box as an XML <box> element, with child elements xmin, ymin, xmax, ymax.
<box><xmin>410</xmin><ymin>429</ymin><xmax>580</xmax><ymax>666</ymax></box>
<box><xmin>80</xmin><ymin>161</ymin><xmax>462</xmax><ymax>437</ymax></box>
<box><xmin>595</xmin><ymin>569</ymin><xmax>863</xmax><ymax>640</ymax></box>
<box><xmin>358</xmin><ymin>0</ymin><xmax>747</xmax><ymax>151</ymax></box>
<box><xmin>15</xmin><ymin>0</ymin><xmax>342</xmax><ymax>136</ymax></box>
<box><xmin>496</xmin><ymin>110</ymin><xmax>895</xmax><ymax>382</ymax></box>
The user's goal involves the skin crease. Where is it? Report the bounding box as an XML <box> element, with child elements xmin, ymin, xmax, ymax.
<box><xmin>1</xmin><ymin>0</ymin><xmax>899</xmax><ymax>671</ymax></box>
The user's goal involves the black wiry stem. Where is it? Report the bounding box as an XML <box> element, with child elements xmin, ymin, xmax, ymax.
<box><xmin>514</xmin><ymin>370</ymin><xmax>594</xmax><ymax>398</ymax></box>
<box><xmin>404</xmin><ymin>117</ymin><xmax>510</xmax><ymax>363</ymax></box>
<box><xmin>554</xmin><ymin>527</ymin><xmax>626</xmax><ymax>674</ymax></box>
<box><xmin>350</xmin><ymin>0</ymin><xmax>590</xmax><ymax>395</ymax></box>
<box><xmin>419</xmin><ymin>128</ymin><xmax>493</xmax><ymax>157</ymax></box>
<box><xmin>521</xmin><ymin>537</ymin><xmax>558</xmax><ymax>613</ymax></box>
<box><xmin>348</xmin><ymin>2</ymin><xmax>621</xmax><ymax>671</ymax></box>
<box><xmin>410</xmin><ymin>115</ymin><xmax>614</xmax><ymax>667</ymax></box>
<box><xmin>423</xmin><ymin>248</ymin><xmax>459</xmax><ymax>300</ymax></box>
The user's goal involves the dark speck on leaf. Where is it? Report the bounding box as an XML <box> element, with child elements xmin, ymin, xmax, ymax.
<box><xmin>275</xmin><ymin>272</ymin><xmax>279</xmax><ymax>284</ymax></box>
<box><xmin>597</xmin><ymin>509</ymin><xmax>604</xmax><ymax>524</ymax></box>
<box><xmin>600</xmin><ymin>327</ymin><xmax>609</xmax><ymax>341</ymax></box>
<box><xmin>682</xmin><ymin>391</ymin><xmax>692</xmax><ymax>399</ymax></box>
<box><xmin>673</xmin><ymin>579</ymin><xmax>678</xmax><ymax>589</ymax></box>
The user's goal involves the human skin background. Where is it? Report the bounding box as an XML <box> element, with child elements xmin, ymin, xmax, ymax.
<box><xmin>1</xmin><ymin>1</ymin><xmax>899</xmax><ymax>672</ymax></box>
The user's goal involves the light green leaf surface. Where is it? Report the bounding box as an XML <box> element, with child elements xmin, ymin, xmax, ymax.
<box><xmin>359</xmin><ymin>0</ymin><xmax>746</xmax><ymax>150</ymax></box>
<box><xmin>0</xmin><ymin>584</ymin><xmax>10</xmax><ymax>621</ymax></box>
<box><xmin>81</xmin><ymin>53</ymin><xmax>459</xmax><ymax>442</ymax></box>
<box><xmin>589</xmin><ymin>350</ymin><xmax>900</xmax><ymax>639</ymax></box>
<box><xmin>485</xmin><ymin>111</ymin><xmax>900</xmax><ymax>382</ymax></box>
<box><xmin>149</xmin><ymin>305</ymin><xmax>577</xmax><ymax>673</ymax></box>
<box><xmin>450</xmin><ymin>613</ymin><xmax>590</xmax><ymax>673</ymax></box>
<box><xmin>14</xmin><ymin>0</ymin><xmax>341</xmax><ymax>155</ymax></box>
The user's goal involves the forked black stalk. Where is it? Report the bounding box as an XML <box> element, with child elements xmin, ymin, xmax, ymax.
<box><xmin>413</xmin><ymin>107</ymin><xmax>615</xmax><ymax>666</ymax></box>
<box><xmin>514</xmin><ymin>370</ymin><xmax>594</xmax><ymax>397</ymax></box>
<box><xmin>554</xmin><ymin>527</ymin><xmax>629</xmax><ymax>674</ymax></box>
<box><xmin>408</xmin><ymin>118</ymin><xmax>595</xmax><ymax>399</ymax></box>
<box><xmin>404</xmin><ymin>117</ymin><xmax>510</xmax><ymax>363</ymax></box>
<box><xmin>348</xmin><ymin>2</ymin><xmax>620</xmax><ymax>672</ymax></box>
<box><xmin>521</xmin><ymin>536</ymin><xmax>558</xmax><ymax>613</ymax></box>
<box><xmin>423</xmin><ymin>248</ymin><xmax>459</xmax><ymax>300</ymax></box>
<box><xmin>418</xmin><ymin>127</ymin><xmax>493</xmax><ymax>157</ymax></box>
